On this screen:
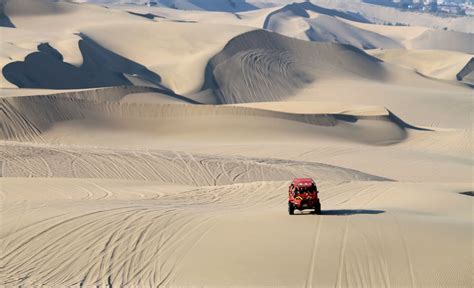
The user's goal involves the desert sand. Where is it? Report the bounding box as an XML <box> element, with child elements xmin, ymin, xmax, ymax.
<box><xmin>1</xmin><ymin>0</ymin><xmax>473</xmax><ymax>287</ymax></box>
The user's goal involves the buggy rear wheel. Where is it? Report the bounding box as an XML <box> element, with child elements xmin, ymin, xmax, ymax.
<box><xmin>314</xmin><ymin>201</ymin><xmax>321</xmax><ymax>215</ymax></box>
<box><xmin>288</xmin><ymin>202</ymin><xmax>295</xmax><ymax>215</ymax></box>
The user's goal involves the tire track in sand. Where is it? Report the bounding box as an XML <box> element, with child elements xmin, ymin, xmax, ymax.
<box><xmin>305</xmin><ymin>216</ymin><xmax>323</xmax><ymax>288</ymax></box>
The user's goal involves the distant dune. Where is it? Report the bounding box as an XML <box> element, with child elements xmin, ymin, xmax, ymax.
<box><xmin>204</xmin><ymin>29</ymin><xmax>388</xmax><ymax>103</ymax></box>
<box><xmin>263</xmin><ymin>2</ymin><xmax>403</xmax><ymax>49</ymax></box>
<box><xmin>311</xmin><ymin>0</ymin><xmax>474</xmax><ymax>33</ymax></box>
<box><xmin>261</xmin><ymin>2</ymin><xmax>474</xmax><ymax>53</ymax></box>
<box><xmin>409</xmin><ymin>29</ymin><xmax>474</xmax><ymax>54</ymax></box>
<box><xmin>370</xmin><ymin>49</ymin><xmax>473</xmax><ymax>83</ymax></box>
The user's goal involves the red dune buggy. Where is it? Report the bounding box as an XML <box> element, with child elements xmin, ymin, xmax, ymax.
<box><xmin>288</xmin><ymin>178</ymin><xmax>321</xmax><ymax>215</ymax></box>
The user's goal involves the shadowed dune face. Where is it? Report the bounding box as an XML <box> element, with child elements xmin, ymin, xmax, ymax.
<box><xmin>300</xmin><ymin>16</ymin><xmax>402</xmax><ymax>49</ymax></box>
<box><xmin>262</xmin><ymin>2</ymin><xmax>371</xmax><ymax>29</ymax></box>
<box><xmin>0</xmin><ymin>14</ymin><xmax>15</xmax><ymax>27</ymax></box>
<box><xmin>456</xmin><ymin>58</ymin><xmax>474</xmax><ymax>83</ymax></box>
<box><xmin>262</xmin><ymin>2</ymin><xmax>403</xmax><ymax>50</ymax></box>
<box><xmin>0</xmin><ymin>0</ymin><xmax>14</xmax><ymax>27</ymax></box>
<box><xmin>2</xmin><ymin>36</ymin><xmax>164</xmax><ymax>89</ymax></box>
<box><xmin>258</xmin><ymin>2</ymin><xmax>474</xmax><ymax>53</ymax></box>
<box><xmin>204</xmin><ymin>30</ymin><xmax>387</xmax><ymax>104</ymax></box>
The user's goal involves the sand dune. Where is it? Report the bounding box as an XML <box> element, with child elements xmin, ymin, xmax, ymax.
<box><xmin>1</xmin><ymin>1</ymin><xmax>253</xmax><ymax>91</ymax></box>
<box><xmin>78</xmin><ymin>0</ymin><xmax>474</xmax><ymax>34</ymax></box>
<box><xmin>201</xmin><ymin>30</ymin><xmax>472</xmax><ymax>130</ymax></box>
<box><xmin>409</xmin><ymin>30</ymin><xmax>474</xmax><ymax>54</ymax></box>
<box><xmin>1</xmin><ymin>87</ymin><xmax>471</xmax><ymax>183</ymax></box>
<box><xmin>1</xmin><ymin>0</ymin><xmax>473</xmax><ymax>287</ymax></box>
<box><xmin>204</xmin><ymin>29</ymin><xmax>389</xmax><ymax>103</ymax></box>
<box><xmin>337</xmin><ymin>18</ymin><xmax>474</xmax><ymax>54</ymax></box>
<box><xmin>260</xmin><ymin>2</ymin><xmax>474</xmax><ymax>53</ymax></box>
<box><xmin>1</xmin><ymin>142</ymin><xmax>387</xmax><ymax>183</ymax></box>
<box><xmin>263</xmin><ymin>2</ymin><xmax>402</xmax><ymax>50</ymax></box>
<box><xmin>80</xmin><ymin>22</ymin><xmax>253</xmax><ymax>94</ymax></box>
<box><xmin>1</xmin><ymin>89</ymin><xmax>410</xmax><ymax>146</ymax></box>
<box><xmin>312</xmin><ymin>0</ymin><xmax>474</xmax><ymax>33</ymax></box>
<box><xmin>110</xmin><ymin>1</ymin><xmax>474</xmax><ymax>54</ymax></box>
<box><xmin>2</xmin><ymin>1</ymin><xmax>472</xmax><ymax>92</ymax></box>
<box><xmin>369</xmin><ymin>49</ymin><xmax>473</xmax><ymax>83</ymax></box>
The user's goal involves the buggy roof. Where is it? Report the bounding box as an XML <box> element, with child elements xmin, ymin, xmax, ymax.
<box><xmin>292</xmin><ymin>178</ymin><xmax>315</xmax><ymax>186</ymax></box>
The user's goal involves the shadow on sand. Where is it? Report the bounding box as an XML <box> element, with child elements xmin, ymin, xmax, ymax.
<box><xmin>322</xmin><ymin>209</ymin><xmax>385</xmax><ymax>216</ymax></box>
<box><xmin>2</xmin><ymin>35</ymin><xmax>166</xmax><ymax>89</ymax></box>
<box><xmin>459</xmin><ymin>191</ymin><xmax>473</xmax><ymax>197</ymax></box>
<box><xmin>293</xmin><ymin>209</ymin><xmax>385</xmax><ymax>216</ymax></box>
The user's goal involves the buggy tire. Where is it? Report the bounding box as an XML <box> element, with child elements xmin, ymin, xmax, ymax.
<box><xmin>314</xmin><ymin>201</ymin><xmax>321</xmax><ymax>215</ymax></box>
<box><xmin>288</xmin><ymin>203</ymin><xmax>295</xmax><ymax>215</ymax></box>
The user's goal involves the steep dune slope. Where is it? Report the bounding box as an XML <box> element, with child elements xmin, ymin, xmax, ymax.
<box><xmin>204</xmin><ymin>29</ymin><xmax>388</xmax><ymax>104</ymax></box>
<box><xmin>263</xmin><ymin>2</ymin><xmax>402</xmax><ymax>50</ymax></box>
<box><xmin>80</xmin><ymin>22</ymin><xmax>254</xmax><ymax>94</ymax></box>
<box><xmin>1</xmin><ymin>23</ymin><xmax>253</xmax><ymax>91</ymax></box>
<box><xmin>261</xmin><ymin>2</ymin><xmax>474</xmax><ymax>53</ymax></box>
<box><xmin>203</xmin><ymin>29</ymin><xmax>470</xmax><ymax>110</ymax></box>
